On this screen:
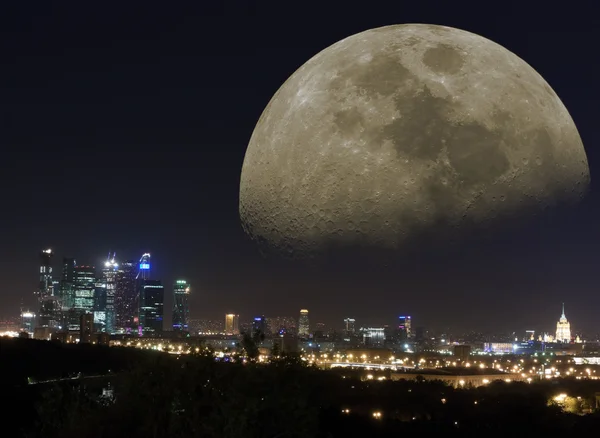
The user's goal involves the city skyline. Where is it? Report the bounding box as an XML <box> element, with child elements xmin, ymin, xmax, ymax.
<box><xmin>0</xmin><ymin>4</ymin><xmax>599</xmax><ymax>333</ymax></box>
<box><xmin>11</xmin><ymin>246</ymin><xmax>592</xmax><ymax>339</ymax></box>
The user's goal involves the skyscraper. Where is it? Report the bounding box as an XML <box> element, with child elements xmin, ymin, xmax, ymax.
<box><xmin>69</xmin><ymin>265</ymin><xmax>96</xmax><ymax>331</ymax></box>
<box><xmin>115</xmin><ymin>260</ymin><xmax>136</xmax><ymax>333</ymax></box>
<box><xmin>139</xmin><ymin>279</ymin><xmax>164</xmax><ymax>334</ymax></box>
<box><xmin>344</xmin><ymin>317</ymin><xmax>356</xmax><ymax>334</ymax></box>
<box><xmin>225</xmin><ymin>314</ymin><xmax>239</xmax><ymax>335</ymax></box>
<box><xmin>37</xmin><ymin>249</ymin><xmax>59</xmax><ymax>328</ymax></box>
<box><xmin>298</xmin><ymin>309</ymin><xmax>310</xmax><ymax>337</ymax></box>
<box><xmin>172</xmin><ymin>280</ymin><xmax>190</xmax><ymax>331</ymax></box>
<box><xmin>59</xmin><ymin>258</ymin><xmax>75</xmax><ymax>308</ymax></box>
<box><xmin>37</xmin><ymin>249</ymin><xmax>53</xmax><ymax>300</ymax></box>
<box><xmin>398</xmin><ymin>315</ymin><xmax>412</xmax><ymax>339</ymax></box>
<box><xmin>101</xmin><ymin>254</ymin><xmax>118</xmax><ymax>333</ymax></box>
<box><xmin>252</xmin><ymin>315</ymin><xmax>267</xmax><ymax>336</ymax></box>
<box><xmin>137</xmin><ymin>253</ymin><xmax>151</xmax><ymax>280</ymax></box>
<box><xmin>555</xmin><ymin>303</ymin><xmax>571</xmax><ymax>343</ymax></box>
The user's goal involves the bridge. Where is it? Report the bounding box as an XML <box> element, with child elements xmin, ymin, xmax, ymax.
<box><xmin>325</xmin><ymin>362</ymin><xmax>415</xmax><ymax>371</ymax></box>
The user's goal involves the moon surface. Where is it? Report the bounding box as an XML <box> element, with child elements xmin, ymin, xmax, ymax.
<box><xmin>239</xmin><ymin>24</ymin><xmax>590</xmax><ymax>258</ymax></box>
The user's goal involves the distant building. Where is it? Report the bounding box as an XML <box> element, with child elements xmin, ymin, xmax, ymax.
<box><xmin>93</xmin><ymin>281</ymin><xmax>107</xmax><ymax>332</ymax></box>
<box><xmin>344</xmin><ymin>318</ymin><xmax>356</xmax><ymax>334</ymax></box>
<box><xmin>398</xmin><ymin>315</ymin><xmax>412</xmax><ymax>339</ymax></box>
<box><xmin>273</xmin><ymin>331</ymin><xmax>298</xmax><ymax>354</ymax></box>
<box><xmin>362</xmin><ymin>327</ymin><xmax>386</xmax><ymax>347</ymax></box>
<box><xmin>556</xmin><ymin>303</ymin><xmax>572</xmax><ymax>343</ymax></box>
<box><xmin>37</xmin><ymin>249</ymin><xmax>60</xmax><ymax>329</ymax></box>
<box><xmin>453</xmin><ymin>345</ymin><xmax>471</xmax><ymax>361</ymax></box>
<box><xmin>266</xmin><ymin>316</ymin><xmax>296</xmax><ymax>335</ymax></box>
<box><xmin>101</xmin><ymin>254</ymin><xmax>118</xmax><ymax>333</ymax></box>
<box><xmin>115</xmin><ymin>260</ymin><xmax>136</xmax><ymax>333</ymax></box>
<box><xmin>80</xmin><ymin>312</ymin><xmax>94</xmax><ymax>343</ymax></box>
<box><xmin>172</xmin><ymin>280</ymin><xmax>190</xmax><ymax>331</ymax></box>
<box><xmin>252</xmin><ymin>315</ymin><xmax>267</xmax><ymax>336</ymax></box>
<box><xmin>59</xmin><ymin>257</ymin><xmax>76</xmax><ymax>318</ymax></box>
<box><xmin>70</xmin><ymin>265</ymin><xmax>96</xmax><ymax>331</ymax></box>
<box><xmin>225</xmin><ymin>314</ymin><xmax>239</xmax><ymax>335</ymax></box>
<box><xmin>139</xmin><ymin>280</ymin><xmax>164</xmax><ymax>334</ymax></box>
<box><xmin>298</xmin><ymin>309</ymin><xmax>310</xmax><ymax>337</ymax></box>
<box><xmin>20</xmin><ymin>310</ymin><xmax>36</xmax><ymax>333</ymax></box>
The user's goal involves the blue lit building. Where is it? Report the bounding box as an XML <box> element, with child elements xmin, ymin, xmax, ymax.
<box><xmin>252</xmin><ymin>315</ymin><xmax>267</xmax><ymax>336</ymax></box>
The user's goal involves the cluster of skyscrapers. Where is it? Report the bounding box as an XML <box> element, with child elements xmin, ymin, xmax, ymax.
<box><xmin>27</xmin><ymin>249</ymin><xmax>190</xmax><ymax>338</ymax></box>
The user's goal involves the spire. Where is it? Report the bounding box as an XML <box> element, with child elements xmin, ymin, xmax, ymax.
<box><xmin>561</xmin><ymin>302</ymin><xmax>565</xmax><ymax>318</ymax></box>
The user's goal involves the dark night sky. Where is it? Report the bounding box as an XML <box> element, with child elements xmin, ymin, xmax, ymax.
<box><xmin>0</xmin><ymin>2</ymin><xmax>598</xmax><ymax>334</ymax></box>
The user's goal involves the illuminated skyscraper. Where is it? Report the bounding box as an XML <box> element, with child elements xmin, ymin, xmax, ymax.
<box><xmin>115</xmin><ymin>260</ymin><xmax>136</xmax><ymax>332</ymax></box>
<box><xmin>172</xmin><ymin>280</ymin><xmax>190</xmax><ymax>331</ymax></box>
<box><xmin>69</xmin><ymin>265</ymin><xmax>96</xmax><ymax>331</ymax></box>
<box><xmin>252</xmin><ymin>315</ymin><xmax>267</xmax><ymax>336</ymax></box>
<box><xmin>344</xmin><ymin>318</ymin><xmax>356</xmax><ymax>334</ymax></box>
<box><xmin>101</xmin><ymin>253</ymin><xmax>118</xmax><ymax>333</ymax></box>
<box><xmin>20</xmin><ymin>310</ymin><xmax>36</xmax><ymax>333</ymax></box>
<box><xmin>555</xmin><ymin>303</ymin><xmax>571</xmax><ymax>343</ymax></box>
<box><xmin>398</xmin><ymin>315</ymin><xmax>412</xmax><ymax>339</ymax></box>
<box><xmin>137</xmin><ymin>253</ymin><xmax>151</xmax><ymax>280</ymax></box>
<box><xmin>139</xmin><ymin>280</ymin><xmax>164</xmax><ymax>334</ymax></box>
<box><xmin>37</xmin><ymin>249</ymin><xmax>53</xmax><ymax>300</ymax></box>
<box><xmin>298</xmin><ymin>309</ymin><xmax>310</xmax><ymax>337</ymax></box>
<box><xmin>37</xmin><ymin>249</ymin><xmax>59</xmax><ymax>328</ymax></box>
<box><xmin>225</xmin><ymin>313</ymin><xmax>239</xmax><ymax>335</ymax></box>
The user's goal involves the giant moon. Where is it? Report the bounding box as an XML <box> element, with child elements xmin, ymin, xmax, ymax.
<box><xmin>239</xmin><ymin>24</ymin><xmax>590</xmax><ymax>258</ymax></box>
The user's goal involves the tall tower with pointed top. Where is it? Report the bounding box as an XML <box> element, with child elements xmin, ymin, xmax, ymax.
<box><xmin>555</xmin><ymin>303</ymin><xmax>571</xmax><ymax>343</ymax></box>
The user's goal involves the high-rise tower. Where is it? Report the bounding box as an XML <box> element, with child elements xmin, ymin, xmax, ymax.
<box><xmin>69</xmin><ymin>265</ymin><xmax>96</xmax><ymax>331</ymax></box>
<box><xmin>298</xmin><ymin>309</ymin><xmax>310</xmax><ymax>337</ymax></box>
<box><xmin>139</xmin><ymin>279</ymin><xmax>164</xmax><ymax>334</ymax></box>
<box><xmin>115</xmin><ymin>260</ymin><xmax>136</xmax><ymax>333</ymax></box>
<box><xmin>555</xmin><ymin>303</ymin><xmax>571</xmax><ymax>343</ymax></box>
<box><xmin>37</xmin><ymin>249</ymin><xmax>60</xmax><ymax>328</ymax></box>
<box><xmin>225</xmin><ymin>314</ymin><xmax>239</xmax><ymax>335</ymax></box>
<box><xmin>172</xmin><ymin>280</ymin><xmax>191</xmax><ymax>331</ymax></box>
<box><xmin>101</xmin><ymin>253</ymin><xmax>118</xmax><ymax>333</ymax></box>
<box><xmin>137</xmin><ymin>253</ymin><xmax>151</xmax><ymax>280</ymax></box>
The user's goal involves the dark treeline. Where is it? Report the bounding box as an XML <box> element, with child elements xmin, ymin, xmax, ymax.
<box><xmin>3</xmin><ymin>338</ymin><xmax>600</xmax><ymax>437</ymax></box>
<box><xmin>1</xmin><ymin>338</ymin><xmax>159</xmax><ymax>386</ymax></box>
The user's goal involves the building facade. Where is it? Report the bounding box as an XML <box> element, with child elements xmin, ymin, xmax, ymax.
<box><xmin>298</xmin><ymin>309</ymin><xmax>310</xmax><ymax>337</ymax></box>
<box><xmin>225</xmin><ymin>314</ymin><xmax>239</xmax><ymax>335</ymax></box>
<box><xmin>556</xmin><ymin>304</ymin><xmax>572</xmax><ymax>343</ymax></box>
<box><xmin>139</xmin><ymin>280</ymin><xmax>164</xmax><ymax>334</ymax></box>
<box><xmin>172</xmin><ymin>280</ymin><xmax>190</xmax><ymax>331</ymax></box>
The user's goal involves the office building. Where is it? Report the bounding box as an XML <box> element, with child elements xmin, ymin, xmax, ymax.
<box><xmin>69</xmin><ymin>265</ymin><xmax>96</xmax><ymax>331</ymax></box>
<box><xmin>362</xmin><ymin>327</ymin><xmax>386</xmax><ymax>346</ymax></box>
<box><xmin>225</xmin><ymin>314</ymin><xmax>239</xmax><ymax>335</ymax></box>
<box><xmin>101</xmin><ymin>254</ymin><xmax>118</xmax><ymax>333</ymax></box>
<box><xmin>139</xmin><ymin>280</ymin><xmax>164</xmax><ymax>334</ymax></box>
<box><xmin>252</xmin><ymin>315</ymin><xmax>267</xmax><ymax>336</ymax></box>
<box><xmin>298</xmin><ymin>309</ymin><xmax>310</xmax><ymax>337</ymax></box>
<box><xmin>344</xmin><ymin>318</ymin><xmax>356</xmax><ymax>334</ymax></box>
<box><xmin>115</xmin><ymin>260</ymin><xmax>136</xmax><ymax>333</ymax></box>
<box><xmin>398</xmin><ymin>315</ymin><xmax>412</xmax><ymax>339</ymax></box>
<box><xmin>20</xmin><ymin>310</ymin><xmax>36</xmax><ymax>333</ymax></box>
<box><xmin>37</xmin><ymin>249</ymin><xmax>60</xmax><ymax>328</ymax></box>
<box><xmin>80</xmin><ymin>312</ymin><xmax>94</xmax><ymax>343</ymax></box>
<box><xmin>172</xmin><ymin>280</ymin><xmax>190</xmax><ymax>331</ymax></box>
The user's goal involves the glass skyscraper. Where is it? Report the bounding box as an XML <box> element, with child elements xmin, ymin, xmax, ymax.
<box><xmin>115</xmin><ymin>260</ymin><xmax>136</xmax><ymax>333</ymax></box>
<box><xmin>172</xmin><ymin>280</ymin><xmax>190</xmax><ymax>331</ymax></box>
<box><xmin>139</xmin><ymin>280</ymin><xmax>164</xmax><ymax>334</ymax></box>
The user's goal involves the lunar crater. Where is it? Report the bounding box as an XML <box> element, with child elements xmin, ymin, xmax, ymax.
<box><xmin>240</xmin><ymin>24</ymin><xmax>590</xmax><ymax>259</ymax></box>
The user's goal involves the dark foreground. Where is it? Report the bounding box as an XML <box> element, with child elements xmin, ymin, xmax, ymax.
<box><xmin>3</xmin><ymin>338</ymin><xmax>600</xmax><ymax>437</ymax></box>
